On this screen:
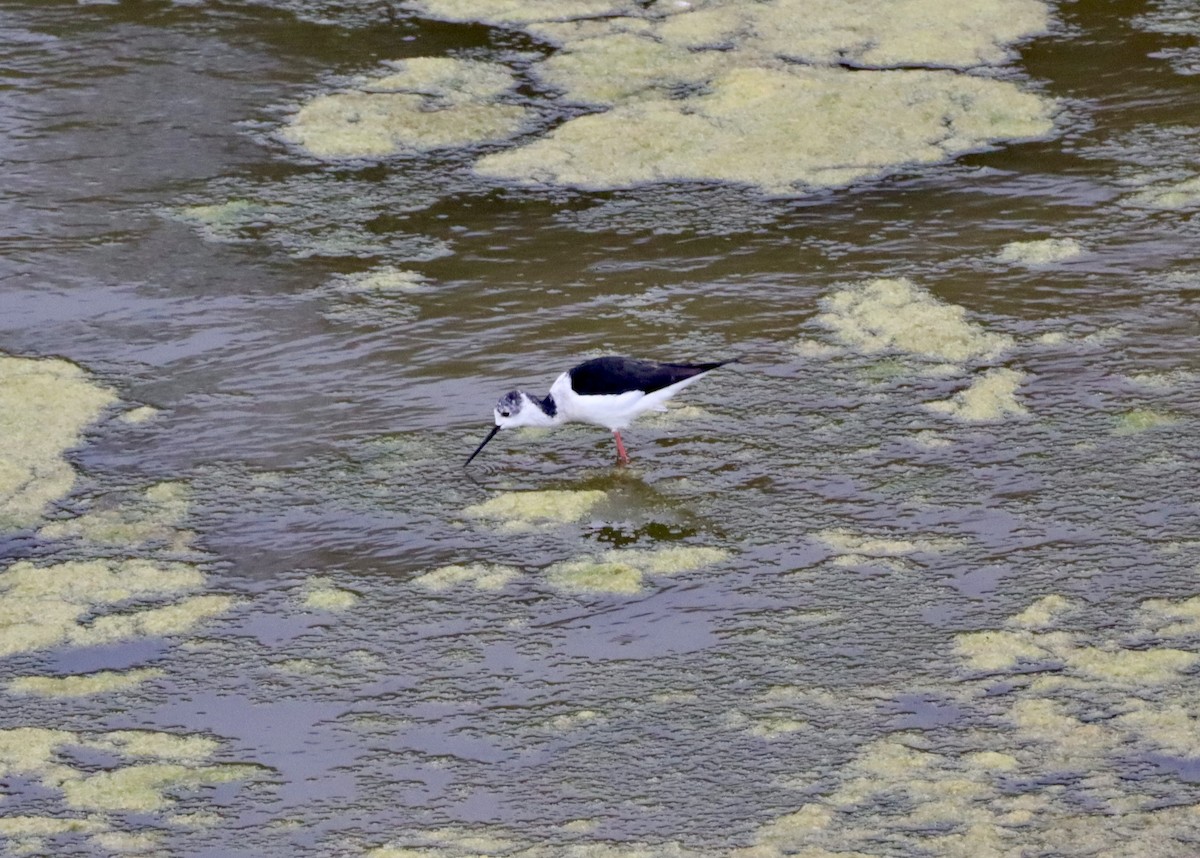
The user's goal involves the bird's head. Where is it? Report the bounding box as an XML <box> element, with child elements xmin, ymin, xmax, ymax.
<box><xmin>492</xmin><ymin>389</ymin><xmax>537</xmax><ymax>429</ymax></box>
<box><xmin>465</xmin><ymin>390</ymin><xmax>549</xmax><ymax>466</ymax></box>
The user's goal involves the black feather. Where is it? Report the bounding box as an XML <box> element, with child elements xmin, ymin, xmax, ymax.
<box><xmin>567</xmin><ymin>356</ymin><xmax>730</xmax><ymax>397</ymax></box>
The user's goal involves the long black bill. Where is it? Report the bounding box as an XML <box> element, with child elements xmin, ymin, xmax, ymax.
<box><xmin>465</xmin><ymin>425</ymin><xmax>501</xmax><ymax>467</ymax></box>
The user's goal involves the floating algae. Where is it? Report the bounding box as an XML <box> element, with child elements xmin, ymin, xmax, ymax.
<box><xmin>463</xmin><ymin>489</ymin><xmax>609</xmax><ymax>530</ymax></box>
<box><xmin>1063</xmin><ymin>647</ymin><xmax>1198</xmax><ymax>685</ymax></box>
<box><xmin>61</xmin><ymin>762</ymin><xmax>252</xmax><ymax>813</ymax></box>
<box><xmin>329</xmin><ymin>267</ymin><xmax>430</xmax><ymax>294</ymax></box>
<box><xmin>728</xmin><ymin>592</ymin><xmax>1200</xmax><ymax>857</ymax></box>
<box><xmin>174</xmin><ymin>171</ymin><xmax>457</xmax><ymax>262</ymax></box>
<box><xmin>1125</xmin><ymin>174</ymin><xmax>1200</xmax><ymax>210</ymax></box>
<box><xmin>413</xmin><ymin>562</ymin><xmax>520</xmax><ymax>592</ymax></box>
<box><xmin>816</xmin><ymin>277</ymin><xmax>1012</xmax><ymax>363</ymax></box>
<box><xmin>0</xmin><ymin>727</ymin><xmax>262</xmax><ymax>853</ymax></box>
<box><xmin>367</xmin><ymin>826</ymin><xmax>702</xmax><ymax>858</ymax></box>
<box><xmin>1114</xmin><ymin>408</ymin><xmax>1180</xmax><ymax>434</ymax></box>
<box><xmin>995</xmin><ymin>237</ymin><xmax>1086</xmax><ymax>265</ymax></box>
<box><xmin>301</xmin><ymin>576</ymin><xmax>360</xmax><ymax>611</ymax></box>
<box><xmin>0</xmin><ymin>816</ymin><xmax>107</xmax><ymax>857</ymax></box>
<box><xmin>39</xmin><ymin>480</ymin><xmax>193</xmax><ymax>550</ymax></box>
<box><xmin>0</xmin><ymin>559</ymin><xmax>232</xmax><ymax>657</ymax></box>
<box><xmin>476</xmin><ymin>66</ymin><xmax>1054</xmax><ymax>194</ymax></box>
<box><xmin>545</xmin><ymin>558</ymin><xmax>643</xmax><ymax>595</ymax></box>
<box><xmin>691</xmin><ymin>0</ymin><xmax>1051</xmax><ymax>69</ymax></box>
<box><xmin>925</xmin><ymin>368</ymin><xmax>1028</xmax><ymax>421</ymax></box>
<box><xmin>1141</xmin><ymin>594</ymin><xmax>1200</xmax><ymax>637</ymax></box>
<box><xmin>406</xmin><ymin>0</ymin><xmax>629</xmax><ymax>27</ymax></box>
<box><xmin>120</xmin><ymin>404</ymin><xmax>160</xmax><ymax>424</ymax></box>
<box><xmin>7</xmin><ymin>668</ymin><xmax>164</xmax><ymax>698</ymax></box>
<box><xmin>545</xmin><ymin>545</ymin><xmax>728</xmax><ymax>594</ymax></box>
<box><xmin>0</xmin><ymin>355</ymin><xmax>117</xmax><ymax>530</ymax></box>
<box><xmin>282</xmin><ymin>57</ymin><xmax>530</xmax><ymax>158</ymax></box>
<box><xmin>816</xmin><ymin>527</ymin><xmax>961</xmax><ymax>571</ymax></box>
<box><xmin>265</xmin><ymin>0</ymin><xmax>1056</xmax><ymax>199</ymax></box>
<box><xmin>1008</xmin><ymin>593</ymin><xmax>1071</xmax><ymax>630</ymax></box>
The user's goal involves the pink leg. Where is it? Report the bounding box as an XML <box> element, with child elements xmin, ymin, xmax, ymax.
<box><xmin>613</xmin><ymin>430</ymin><xmax>630</xmax><ymax>465</ymax></box>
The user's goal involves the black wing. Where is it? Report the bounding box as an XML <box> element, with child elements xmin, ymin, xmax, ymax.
<box><xmin>567</xmin><ymin>356</ymin><xmax>730</xmax><ymax>397</ymax></box>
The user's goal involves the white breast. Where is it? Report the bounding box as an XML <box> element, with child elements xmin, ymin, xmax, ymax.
<box><xmin>550</xmin><ymin>371</ymin><xmax>698</xmax><ymax>431</ymax></box>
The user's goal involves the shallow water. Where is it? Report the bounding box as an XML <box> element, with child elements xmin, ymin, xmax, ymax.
<box><xmin>2</xmin><ymin>1</ymin><xmax>1200</xmax><ymax>856</ymax></box>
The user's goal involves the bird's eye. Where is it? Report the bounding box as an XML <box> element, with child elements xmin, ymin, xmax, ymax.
<box><xmin>498</xmin><ymin>410</ymin><xmax>510</xmax><ymax>418</ymax></box>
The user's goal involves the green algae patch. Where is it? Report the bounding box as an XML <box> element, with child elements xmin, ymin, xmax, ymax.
<box><xmin>1116</xmin><ymin>703</ymin><xmax>1200</xmax><ymax>758</ymax></box>
<box><xmin>90</xmin><ymin>831</ymin><xmax>163</xmax><ymax>853</ymax></box>
<box><xmin>1125</xmin><ymin>174</ymin><xmax>1200</xmax><ymax>209</ymax></box>
<box><xmin>746</xmin><ymin>717</ymin><xmax>809</xmax><ymax>740</ymax></box>
<box><xmin>464</xmin><ymin>489</ymin><xmax>608</xmax><ymax>530</ymax></box>
<box><xmin>925</xmin><ymin>368</ymin><xmax>1028</xmax><ymax>421</ymax></box>
<box><xmin>418</xmin><ymin>0</ymin><xmax>1054</xmax><ymax>197</ymax></box>
<box><xmin>954</xmin><ymin>629</ymin><xmax>1068</xmax><ymax>672</ymax></box>
<box><xmin>0</xmin><ymin>726</ymin><xmax>262</xmax><ymax>838</ymax></box>
<box><xmin>413</xmin><ymin>563</ymin><xmax>520</xmax><ymax>592</ymax></box>
<box><xmin>7</xmin><ymin>668</ymin><xmax>164</xmax><ymax>698</ymax></box>
<box><xmin>1008</xmin><ymin>594</ymin><xmax>1071</xmax><ymax>630</ymax></box>
<box><xmin>545</xmin><ymin>709</ymin><xmax>602</xmax><ymax>731</ymax></box>
<box><xmin>1114</xmin><ymin>408</ymin><xmax>1179</xmax><ymax>434</ymax></box>
<box><xmin>535</xmin><ymin>29</ymin><xmax>731</xmax><ymax>107</ymax></box>
<box><xmin>996</xmin><ymin>237</ymin><xmax>1086</xmax><ymax>265</ymax></box>
<box><xmin>817</xmin><ymin>278</ymin><xmax>1012</xmax><ymax>363</ymax></box>
<box><xmin>731</xmin><ymin>0</ymin><xmax>1049</xmax><ymax>68</ymax></box>
<box><xmin>546</xmin><ymin>545</ymin><xmax>728</xmax><ymax>594</ymax></box>
<box><xmin>1141</xmin><ymin>594</ymin><xmax>1200</xmax><ymax>637</ymax></box>
<box><xmin>628</xmin><ymin>545</ymin><xmax>728</xmax><ymax>574</ymax></box>
<box><xmin>0</xmin><ymin>815</ymin><xmax>107</xmax><ymax>856</ymax></box>
<box><xmin>817</xmin><ymin>528</ymin><xmax>959</xmax><ymax>557</ymax></box>
<box><xmin>176</xmin><ymin>198</ymin><xmax>276</xmax><ymax>237</ymax></box>
<box><xmin>727</xmin><ymin>590</ymin><xmax>1200</xmax><ymax>856</ymax></box>
<box><xmin>86</xmin><ymin>731</ymin><xmax>221</xmax><ymax>764</ymax></box>
<box><xmin>367</xmin><ymin>825</ymin><xmax>702</xmax><ymax>857</ymax></box>
<box><xmin>302</xmin><ymin>576</ymin><xmax>360</xmax><ymax>611</ymax></box>
<box><xmin>0</xmin><ymin>559</ymin><xmax>229</xmax><ymax>656</ymax></box>
<box><xmin>546</xmin><ymin>559</ymin><xmax>643</xmax><ymax>595</ymax></box>
<box><xmin>282</xmin><ymin>57</ymin><xmax>529</xmax><ymax>158</ymax></box>
<box><xmin>817</xmin><ymin>527</ymin><xmax>960</xmax><ymax>571</ymax></box>
<box><xmin>331</xmin><ymin>267</ymin><xmax>430</xmax><ymax>293</ymax></box>
<box><xmin>81</xmin><ymin>594</ymin><xmax>235</xmax><ymax>645</ymax></box>
<box><xmin>407</xmin><ymin>0</ymin><xmax>626</xmax><ymax>27</ymax></box>
<box><xmin>61</xmin><ymin>763</ymin><xmax>252</xmax><ymax>812</ymax></box>
<box><xmin>1063</xmin><ymin>647</ymin><xmax>1198</xmax><ymax>685</ymax></box>
<box><xmin>476</xmin><ymin>66</ymin><xmax>1054</xmax><ymax>194</ymax></box>
<box><xmin>39</xmin><ymin>481</ymin><xmax>193</xmax><ymax>550</ymax></box>
<box><xmin>120</xmin><ymin>405</ymin><xmax>160</xmax><ymax>424</ymax></box>
<box><xmin>0</xmin><ymin>355</ymin><xmax>117</xmax><ymax>530</ymax></box>
<box><xmin>0</xmin><ymin>816</ymin><xmax>106</xmax><ymax>838</ymax></box>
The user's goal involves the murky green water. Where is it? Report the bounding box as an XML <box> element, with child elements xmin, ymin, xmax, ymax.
<box><xmin>2</xmin><ymin>1</ymin><xmax>1200</xmax><ymax>856</ymax></box>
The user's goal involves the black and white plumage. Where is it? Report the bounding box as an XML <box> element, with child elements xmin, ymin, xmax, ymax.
<box><xmin>465</xmin><ymin>356</ymin><xmax>732</xmax><ymax>466</ymax></box>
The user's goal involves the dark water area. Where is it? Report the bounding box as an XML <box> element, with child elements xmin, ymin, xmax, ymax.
<box><xmin>2</xmin><ymin>1</ymin><xmax>1200</xmax><ymax>856</ymax></box>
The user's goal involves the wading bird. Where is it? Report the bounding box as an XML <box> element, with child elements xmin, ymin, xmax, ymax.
<box><xmin>466</xmin><ymin>356</ymin><xmax>733</xmax><ymax>466</ymax></box>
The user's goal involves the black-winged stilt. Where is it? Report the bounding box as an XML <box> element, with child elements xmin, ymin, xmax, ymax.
<box><xmin>465</xmin><ymin>356</ymin><xmax>733</xmax><ymax>466</ymax></box>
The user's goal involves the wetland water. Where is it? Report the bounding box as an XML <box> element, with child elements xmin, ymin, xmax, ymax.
<box><xmin>2</xmin><ymin>1</ymin><xmax>1200</xmax><ymax>855</ymax></box>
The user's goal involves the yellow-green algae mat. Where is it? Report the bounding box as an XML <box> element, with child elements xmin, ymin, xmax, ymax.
<box><xmin>285</xmin><ymin>0</ymin><xmax>1058</xmax><ymax>193</ymax></box>
<box><xmin>0</xmin><ymin>728</ymin><xmax>261</xmax><ymax>855</ymax></box>
<box><xmin>0</xmin><ymin>355</ymin><xmax>117</xmax><ymax>530</ymax></box>
<box><xmin>0</xmin><ymin>356</ymin><xmax>258</xmax><ymax>852</ymax></box>
<box><xmin>361</xmin><ymin>591</ymin><xmax>1200</xmax><ymax>858</ymax></box>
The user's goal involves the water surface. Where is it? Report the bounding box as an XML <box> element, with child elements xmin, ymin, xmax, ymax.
<box><xmin>2</xmin><ymin>1</ymin><xmax>1200</xmax><ymax>856</ymax></box>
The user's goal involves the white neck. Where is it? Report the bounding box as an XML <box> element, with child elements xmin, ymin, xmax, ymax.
<box><xmin>522</xmin><ymin>392</ymin><xmax>563</xmax><ymax>427</ymax></box>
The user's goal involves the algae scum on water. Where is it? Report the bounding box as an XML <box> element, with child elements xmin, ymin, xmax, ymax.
<box><xmin>0</xmin><ymin>356</ymin><xmax>259</xmax><ymax>852</ymax></box>
<box><xmin>277</xmin><ymin>0</ymin><xmax>1057</xmax><ymax>194</ymax></box>
<box><xmin>7</xmin><ymin>0</ymin><xmax>1200</xmax><ymax>854</ymax></box>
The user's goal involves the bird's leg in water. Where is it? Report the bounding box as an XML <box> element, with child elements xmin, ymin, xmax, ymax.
<box><xmin>612</xmin><ymin>430</ymin><xmax>630</xmax><ymax>465</ymax></box>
